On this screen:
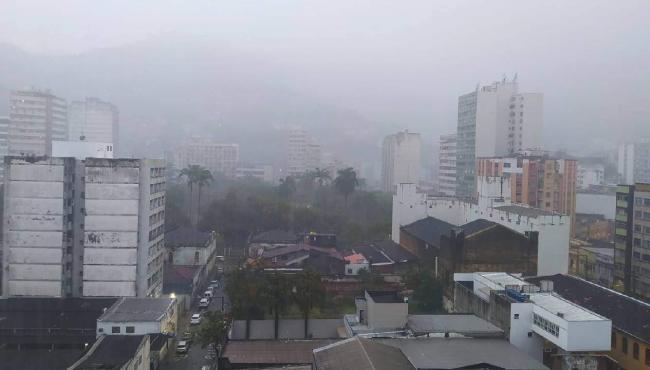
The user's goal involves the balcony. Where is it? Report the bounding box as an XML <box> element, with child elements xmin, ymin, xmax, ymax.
<box><xmin>615</xmin><ymin>214</ymin><xmax>628</xmax><ymax>222</ymax></box>
<box><xmin>616</xmin><ymin>200</ymin><xmax>628</xmax><ymax>208</ymax></box>
<box><xmin>615</xmin><ymin>228</ymin><xmax>627</xmax><ymax>237</ymax></box>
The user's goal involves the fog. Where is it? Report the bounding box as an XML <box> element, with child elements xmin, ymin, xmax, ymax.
<box><xmin>1</xmin><ymin>0</ymin><xmax>649</xmax><ymax>161</ymax></box>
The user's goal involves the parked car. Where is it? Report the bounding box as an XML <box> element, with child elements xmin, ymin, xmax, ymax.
<box><xmin>190</xmin><ymin>313</ymin><xmax>202</xmax><ymax>325</ymax></box>
<box><xmin>176</xmin><ymin>340</ymin><xmax>189</xmax><ymax>354</ymax></box>
<box><xmin>204</xmin><ymin>290</ymin><xmax>214</xmax><ymax>298</ymax></box>
<box><xmin>199</xmin><ymin>298</ymin><xmax>209</xmax><ymax>308</ymax></box>
<box><xmin>182</xmin><ymin>331</ymin><xmax>192</xmax><ymax>344</ymax></box>
<box><xmin>210</xmin><ymin>280</ymin><xmax>220</xmax><ymax>285</ymax></box>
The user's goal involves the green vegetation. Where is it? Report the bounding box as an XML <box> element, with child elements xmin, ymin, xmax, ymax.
<box><xmin>404</xmin><ymin>267</ymin><xmax>445</xmax><ymax>314</ymax></box>
<box><xmin>192</xmin><ymin>311</ymin><xmax>229</xmax><ymax>357</ymax></box>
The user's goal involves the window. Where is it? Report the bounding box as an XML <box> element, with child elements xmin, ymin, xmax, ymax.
<box><xmin>98</xmin><ymin>328</ymin><xmax>104</xmax><ymax>333</ymax></box>
<box><xmin>622</xmin><ymin>337</ymin><xmax>628</xmax><ymax>354</ymax></box>
<box><xmin>633</xmin><ymin>342</ymin><xmax>639</xmax><ymax>359</ymax></box>
<box><xmin>533</xmin><ymin>313</ymin><xmax>559</xmax><ymax>337</ymax></box>
<box><xmin>194</xmin><ymin>251</ymin><xmax>200</xmax><ymax>264</ymax></box>
<box><xmin>514</xmin><ymin>313</ymin><xmax>519</xmax><ymax>319</ymax></box>
<box><xmin>126</xmin><ymin>326</ymin><xmax>135</xmax><ymax>334</ymax></box>
<box><xmin>111</xmin><ymin>326</ymin><xmax>120</xmax><ymax>334</ymax></box>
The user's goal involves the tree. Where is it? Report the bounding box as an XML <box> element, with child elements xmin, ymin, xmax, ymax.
<box><xmin>225</xmin><ymin>267</ymin><xmax>267</xmax><ymax>339</ymax></box>
<box><xmin>357</xmin><ymin>268</ymin><xmax>383</xmax><ymax>292</ymax></box>
<box><xmin>264</xmin><ymin>272</ymin><xmax>293</xmax><ymax>339</ymax></box>
<box><xmin>193</xmin><ymin>311</ymin><xmax>230</xmax><ymax>360</ymax></box>
<box><xmin>292</xmin><ymin>268</ymin><xmax>325</xmax><ymax>338</ymax></box>
<box><xmin>195</xmin><ymin>167</ymin><xmax>214</xmax><ymax>222</ymax></box>
<box><xmin>334</xmin><ymin>167</ymin><xmax>359</xmax><ymax>206</ymax></box>
<box><xmin>278</xmin><ymin>176</ymin><xmax>297</xmax><ymax>199</ymax></box>
<box><xmin>313</xmin><ymin>168</ymin><xmax>331</xmax><ymax>186</ymax></box>
<box><xmin>406</xmin><ymin>267</ymin><xmax>443</xmax><ymax>313</ymax></box>
<box><xmin>179</xmin><ymin>165</ymin><xmax>212</xmax><ymax>227</ymax></box>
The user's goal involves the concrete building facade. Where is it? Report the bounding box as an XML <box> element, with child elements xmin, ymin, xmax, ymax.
<box><xmin>286</xmin><ymin>127</ymin><xmax>321</xmax><ymax>178</ymax></box>
<box><xmin>392</xmin><ymin>183</ymin><xmax>570</xmax><ymax>276</ymax></box>
<box><xmin>614</xmin><ymin>183</ymin><xmax>650</xmax><ymax>299</ymax></box>
<box><xmin>235</xmin><ymin>164</ymin><xmax>274</xmax><ymax>183</ymax></box>
<box><xmin>0</xmin><ymin>117</ymin><xmax>9</xmax><ymax>181</ymax></box>
<box><xmin>8</xmin><ymin>88</ymin><xmax>67</xmax><ymax>156</ymax></box>
<box><xmin>456</xmin><ymin>78</ymin><xmax>543</xmax><ymax>198</ymax></box>
<box><xmin>577</xmin><ymin>163</ymin><xmax>605</xmax><ymax>190</ymax></box>
<box><xmin>2</xmin><ymin>157</ymin><xmax>165</xmax><ymax>298</ymax></box>
<box><xmin>438</xmin><ymin>133</ymin><xmax>456</xmax><ymax>196</ymax></box>
<box><xmin>618</xmin><ymin>142</ymin><xmax>650</xmax><ymax>184</ymax></box>
<box><xmin>476</xmin><ymin>155</ymin><xmax>577</xmax><ymax>236</ymax></box>
<box><xmin>174</xmin><ymin>137</ymin><xmax>239</xmax><ymax>177</ymax></box>
<box><xmin>68</xmin><ymin>98</ymin><xmax>119</xmax><ymax>154</ymax></box>
<box><xmin>381</xmin><ymin>130</ymin><xmax>421</xmax><ymax>193</ymax></box>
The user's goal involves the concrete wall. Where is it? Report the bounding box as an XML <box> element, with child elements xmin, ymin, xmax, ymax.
<box><xmin>2</xmin><ymin>157</ymin><xmax>70</xmax><ymax>296</ymax></box>
<box><xmin>365</xmin><ymin>292</ymin><xmax>408</xmax><ymax>329</ymax></box>
<box><xmin>509</xmin><ymin>303</ymin><xmax>544</xmax><ymax>362</ymax></box>
<box><xmin>98</xmin><ymin>320</ymin><xmax>161</xmax><ymax>336</ymax></box>
<box><xmin>393</xmin><ymin>183</ymin><xmax>570</xmax><ymax>275</ymax></box>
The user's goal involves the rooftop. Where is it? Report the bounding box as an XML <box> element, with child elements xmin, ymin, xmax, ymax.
<box><xmin>163</xmin><ymin>264</ymin><xmax>202</xmax><ymax>295</ymax></box>
<box><xmin>230</xmin><ymin>319</ymin><xmax>342</xmax><ymax>340</ymax></box>
<box><xmin>377</xmin><ymin>337</ymin><xmax>548</xmax><ymax>370</ymax></box>
<box><xmin>475</xmin><ymin>272</ymin><xmax>535</xmax><ymax>290</ymax></box>
<box><xmin>0</xmin><ymin>297</ymin><xmax>117</xmax><ymax>330</ymax></box>
<box><xmin>0</xmin><ymin>350</ymin><xmax>83</xmax><ymax>370</ymax></box>
<box><xmin>400</xmin><ymin>217</ymin><xmax>456</xmax><ymax>246</ymax></box>
<box><xmin>407</xmin><ymin>314</ymin><xmax>504</xmax><ymax>337</ymax></box>
<box><xmin>313</xmin><ymin>337</ymin><xmax>415</xmax><ymax>370</ymax></box>
<box><xmin>353</xmin><ymin>244</ymin><xmax>392</xmax><ymax>265</ymax></box>
<box><xmin>367</xmin><ymin>290</ymin><xmax>404</xmax><ymax>304</ymax></box>
<box><xmin>70</xmin><ymin>335</ymin><xmax>146</xmax><ymax>370</ymax></box>
<box><xmin>98</xmin><ymin>297</ymin><xmax>174</xmax><ymax>322</ymax></box>
<box><xmin>251</xmin><ymin>229</ymin><xmax>299</xmax><ymax>244</ymax></box>
<box><xmin>528</xmin><ymin>293</ymin><xmax>606</xmax><ymax>322</ymax></box>
<box><xmin>165</xmin><ymin>226</ymin><xmax>212</xmax><ymax>247</ymax></box>
<box><xmin>223</xmin><ymin>340</ymin><xmax>334</xmax><ymax>366</ymax></box>
<box><xmin>526</xmin><ymin>274</ymin><xmax>650</xmax><ymax>343</ymax></box>
<box><xmin>344</xmin><ymin>253</ymin><xmax>367</xmax><ymax>264</ymax></box>
<box><xmin>495</xmin><ymin>204</ymin><xmax>559</xmax><ymax>217</ymax></box>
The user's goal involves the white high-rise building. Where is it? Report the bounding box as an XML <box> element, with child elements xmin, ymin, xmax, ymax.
<box><xmin>456</xmin><ymin>77</ymin><xmax>543</xmax><ymax>198</ymax></box>
<box><xmin>2</xmin><ymin>157</ymin><xmax>166</xmax><ymax>297</ymax></box>
<box><xmin>0</xmin><ymin>117</ymin><xmax>9</xmax><ymax>181</ymax></box>
<box><xmin>381</xmin><ymin>130</ymin><xmax>421</xmax><ymax>193</ymax></box>
<box><xmin>174</xmin><ymin>137</ymin><xmax>239</xmax><ymax>177</ymax></box>
<box><xmin>618</xmin><ymin>142</ymin><xmax>650</xmax><ymax>184</ymax></box>
<box><xmin>577</xmin><ymin>163</ymin><xmax>605</xmax><ymax>189</ymax></box>
<box><xmin>286</xmin><ymin>128</ymin><xmax>321</xmax><ymax>177</ymax></box>
<box><xmin>8</xmin><ymin>88</ymin><xmax>68</xmax><ymax>156</ymax></box>
<box><xmin>68</xmin><ymin>98</ymin><xmax>119</xmax><ymax>154</ymax></box>
<box><xmin>438</xmin><ymin>133</ymin><xmax>457</xmax><ymax>196</ymax></box>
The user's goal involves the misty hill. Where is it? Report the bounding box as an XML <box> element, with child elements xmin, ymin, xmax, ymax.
<box><xmin>0</xmin><ymin>37</ymin><xmax>389</xmax><ymax>166</ymax></box>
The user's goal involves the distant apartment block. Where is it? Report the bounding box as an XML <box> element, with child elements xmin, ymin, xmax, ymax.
<box><xmin>287</xmin><ymin>127</ymin><xmax>321</xmax><ymax>177</ymax></box>
<box><xmin>8</xmin><ymin>88</ymin><xmax>67</xmax><ymax>156</ymax></box>
<box><xmin>2</xmin><ymin>156</ymin><xmax>166</xmax><ymax>298</ymax></box>
<box><xmin>68</xmin><ymin>98</ymin><xmax>119</xmax><ymax>154</ymax></box>
<box><xmin>382</xmin><ymin>130</ymin><xmax>421</xmax><ymax>193</ymax></box>
<box><xmin>618</xmin><ymin>142</ymin><xmax>650</xmax><ymax>184</ymax></box>
<box><xmin>456</xmin><ymin>78</ymin><xmax>543</xmax><ymax>198</ymax></box>
<box><xmin>235</xmin><ymin>163</ymin><xmax>274</xmax><ymax>183</ymax></box>
<box><xmin>174</xmin><ymin>137</ymin><xmax>239</xmax><ymax>177</ymax></box>
<box><xmin>52</xmin><ymin>140</ymin><xmax>114</xmax><ymax>159</ymax></box>
<box><xmin>476</xmin><ymin>154</ymin><xmax>577</xmax><ymax>236</ymax></box>
<box><xmin>577</xmin><ymin>163</ymin><xmax>605</xmax><ymax>189</ymax></box>
<box><xmin>0</xmin><ymin>116</ymin><xmax>9</xmax><ymax>181</ymax></box>
<box><xmin>438</xmin><ymin>133</ymin><xmax>456</xmax><ymax>196</ymax></box>
<box><xmin>614</xmin><ymin>183</ymin><xmax>650</xmax><ymax>299</ymax></box>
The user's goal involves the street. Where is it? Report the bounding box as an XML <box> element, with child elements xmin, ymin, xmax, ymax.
<box><xmin>161</xmin><ymin>272</ymin><xmax>230</xmax><ymax>370</ymax></box>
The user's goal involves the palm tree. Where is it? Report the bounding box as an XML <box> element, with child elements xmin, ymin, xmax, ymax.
<box><xmin>179</xmin><ymin>165</ymin><xmax>212</xmax><ymax>227</ymax></box>
<box><xmin>313</xmin><ymin>168</ymin><xmax>331</xmax><ymax>186</ymax></box>
<box><xmin>293</xmin><ymin>268</ymin><xmax>325</xmax><ymax>339</ymax></box>
<box><xmin>334</xmin><ymin>167</ymin><xmax>359</xmax><ymax>206</ymax></box>
<box><xmin>278</xmin><ymin>176</ymin><xmax>297</xmax><ymax>199</ymax></box>
<box><xmin>264</xmin><ymin>272</ymin><xmax>292</xmax><ymax>339</ymax></box>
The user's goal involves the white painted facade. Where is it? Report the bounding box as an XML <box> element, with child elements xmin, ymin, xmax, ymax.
<box><xmin>577</xmin><ymin>163</ymin><xmax>605</xmax><ymax>189</ymax></box>
<box><xmin>96</xmin><ymin>297</ymin><xmax>177</xmax><ymax>337</ymax></box>
<box><xmin>174</xmin><ymin>137</ymin><xmax>240</xmax><ymax>177</ymax></box>
<box><xmin>365</xmin><ymin>291</ymin><xmax>408</xmax><ymax>330</ymax></box>
<box><xmin>617</xmin><ymin>142</ymin><xmax>650</xmax><ymax>184</ymax></box>
<box><xmin>381</xmin><ymin>130</ymin><xmax>421</xmax><ymax>193</ymax></box>
<box><xmin>235</xmin><ymin>164</ymin><xmax>274</xmax><ymax>183</ymax></box>
<box><xmin>2</xmin><ymin>157</ymin><xmax>165</xmax><ymax>298</ymax></box>
<box><xmin>286</xmin><ymin>127</ymin><xmax>321</xmax><ymax>177</ymax></box>
<box><xmin>438</xmin><ymin>133</ymin><xmax>456</xmax><ymax>196</ymax></box>
<box><xmin>0</xmin><ymin>117</ymin><xmax>9</xmax><ymax>181</ymax></box>
<box><xmin>2</xmin><ymin>157</ymin><xmax>74</xmax><ymax>296</ymax></box>
<box><xmin>68</xmin><ymin>98</ymin><xmax>119</xmax><ymax>155</ymax></box>
<box><xmin>576</xmin><ymin>192</ymin><xmax>616</xmax><ymax>220</ymax></box>
<box><xmin>393</xmin><ymin>183</ymin><xmax>570</xmax><ymax>275</ymax></box>
<box><xmin>52</xmin><ymin>140</ymin><xmax>114</xmax><ymax>159</ymax></box>
<box><xmin>455</xmin><ymin>272</ymin><xmax>612</xmax><ymax>361</ymax></box>
<box><xmin>9</xmin><ymin>88</ymin><xmax>67</xmax><ymax>156</ymax></box>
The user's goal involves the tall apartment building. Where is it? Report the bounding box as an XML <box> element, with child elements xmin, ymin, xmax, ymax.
<box><xmin>614</xmin><ymin>183</ymin><xmax>650</xmax><ymax>299</ymax></box>
<box><xmin>174</xmin><ymin>137</ymin><xmax>239</xmax><ymax>177</ymax></box>
<box><xmin>286</xmin><ymin>128</ymin><xmax>321</xmax><ymax>177</ymax></box>
<box><xmin>2</xmin><ymin>156</ymin><xmax>166</xmax><ymax>298</ymax></box>
<box><xmin>476</xmin><ymin>154</ymin><xmax>577</xmax><ymax>235</ymax></box>
<box><xmin>8</xmin><ymin>88</ymin><xmax>68</xmax><ymax>156</ymax></box>
<box><xmin>0</xmin><ymin>117</ymin><xmax>9</xmax><ymax>181</ymax></box>
<box><xmin>235</xmin><ymin>164</ymin><xmax>274</xmax><ymax>183</ymax></box>
<box><xmin>618</xmin><ymin>142</ymin><xmax>650</xmax><ymax>184</ymax></box>
<box><xmin>438</xmin><ymin>133</ymin><xmax>457</xmax><ymax>196</ymax></box>
<box><xmin>577</xmin><ymin>163</ymin><xmax>605</xmax><ymax>190</ymax></box>
<box><xmin>68</xmin><ymin>98</ymin><xmax>119</xmax><ymax>154</ymax></box>
<box><xmin>456</xmin><ymin>78</ymin><xmax>543</xmax><ymax>198</ymax></box>
<box><xmin>381</xmin><ymin>130</ymin><xmax>421</xmax><ymax>193</ymax></box>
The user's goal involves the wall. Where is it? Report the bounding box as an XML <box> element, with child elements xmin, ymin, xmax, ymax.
<box><xmin>509</xmin><ymin>302</ymin><xmax>544</xmax><ymax>362</ymax></box>
<box><xmin>393</xmin><ymin>183</ymin><xmax>570</xmax><ymax>275</ymax></box>
<box><xmin>365</xmin><ymin>292</ymin><xmax>408</xmax><ymax>329</ymax></box>
<box><xmin>125</xmin><ymin>335</ymin><xmax>150</xmax><ymax>370</ymax></box>
<box><xmin>97</xmin><ymin>321</ymin><xmax>161</xmax><ymax>337</ymax></box>
<box><xmin>610</xmin><ymin>330</ymin><xmax>650</xmax><ymax>370</ymax></box>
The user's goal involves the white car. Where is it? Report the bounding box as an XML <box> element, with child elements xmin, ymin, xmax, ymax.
<box><xmin>176</xmin><ymin>340</ymin><xmax>188</xmax><ymax>354</ymax></box>
<box><xmin>204</xmin><ymin>290</ymin><xmax>214</xmax><ymax>298</ymax></box>
<box><xmin>199</xmin><ymin>298</ymin><xmax>209</xmax><ymax>309</ymax></box>
<box><xmin>190</xmin><ymin>313</ymin><xmax>202</xmax><ymax>325</ymax></box>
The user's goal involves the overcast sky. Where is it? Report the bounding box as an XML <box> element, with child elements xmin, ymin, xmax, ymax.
<box><xmin>2</xmin><ymin>0</ymin><xmax>649</xmax><ymax>152</ymax></box>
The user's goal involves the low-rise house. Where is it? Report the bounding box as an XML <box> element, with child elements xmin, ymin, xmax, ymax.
<box><xmin>222</xmin><ymin>340</ymin><xmax>334</xmax><ymax>369</ymax></box>
<box><xmin>257</xmin><ymin>244</ymin><xmax>344</xmax><ymax>275</ymax></box>
<box><xmin>67</xmin><ymin>335</ymin><xmax>150</xmax><ymax>370</ymax></box>
<box><xmin>248</xmin><ymin>229</ymin><xmax>299</xmax><ymax>257</ymax></box>
<box><xmin>526</xmin><ymin>274</ymin><xmax>650</xmax><ymax>370</ymax></box>
<box><xmin>96</xmin><ymin>297</ymin><xmax>177</xmax><ymax>337</ymax></box>
<box><xmin>165</xmin><ymin>227</ymin><xmax>219</xmax><ymax>270</ymax></box>
<box><xmin>454</xmin><ymin>272</ymin><xmax>613</xmax><ymax>370</ymax></box>
<box><xmin>353</xmin><ymin>240</ymin><xmax>417</xmax><ymax>274</ymax></box>
<box><xmin>162</xmin><ymin>265</ymin><xmax>202</xmax><ymax>311</ymax></box>
<box><xmin>343</xmin><ymin>253</ymin><xmax>369</xmax><ymax>275</ymax></box>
